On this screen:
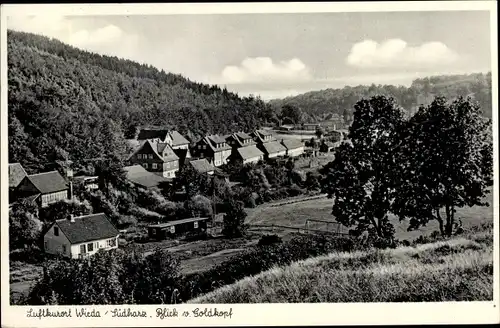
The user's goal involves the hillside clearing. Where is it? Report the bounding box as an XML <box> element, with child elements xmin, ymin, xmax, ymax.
<box><xmin>245</xmin><ymin>191</ymin><xmax>493</xmax><ymax>240</ymax></box>
<box><xmin>190</xmin><ymin>224</ymin><xmax>494</xmax><ymax>303</ymax></box>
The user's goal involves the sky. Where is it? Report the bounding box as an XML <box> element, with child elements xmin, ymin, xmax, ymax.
<box><xmin>7</xmin><ymin>11</ymin><xmax>492</xmax><ymax>100</ymax></box>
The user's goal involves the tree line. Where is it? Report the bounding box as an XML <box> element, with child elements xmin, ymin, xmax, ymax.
<box><xmin>269</xmin><ymin>72</ymin><xmax>493</xmax><ymax>124</ymax></box>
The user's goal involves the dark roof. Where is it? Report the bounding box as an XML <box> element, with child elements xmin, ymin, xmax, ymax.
<box><xmin>173</xmin><ymin>148</ymin><xmax>190</xmax><ymax>166</ymax></box>
<box><xmin>124</xmin><ymin>165</ymin><xmax>172</xmax><ymax>188</ymax></box>
<box><xmin>260</xmin><ymin>141</ymin><xmax>287</xmax><ymax>155</ymax></box>
<box><xmin>236</xmin><ymin>145</ymin><xmax>264</xmax><ymax>160</ymax></box>
<box><xmin>27</xmin><ymin>171</ymin><xmax>68</xmax><ymax>194</ymax></box>
<box><xmin>55</xmin><ymin>213</ymin><xmax>120</xmax><ymax>244</ymax></box>
<box><xmin>281</xmin><ymin>139</ymin><xmax>304</xmax><ymax>150</ymax></box>
<box><xmin>149</xmin><ymin>217</ymin><xmax>211</xmax><ymax>228</ymax></box>
<box><xmin>137</xmin><ymin>129</ymin><xmax>170</xmax><ymax>141</ymax></box>
<box><xmin>9</xmin><ymin>163</ymin><xmax>27</xmax><ymax>188</ymax></box>
<box><xmin>189</xmin><ymin>158</ymin><xmax>215</xmax><ymax>174</ymax></box>
<box><xmin>169</xmin><ymin>130</ymin><xmax>190</xmax><ymax>146</ymax></box>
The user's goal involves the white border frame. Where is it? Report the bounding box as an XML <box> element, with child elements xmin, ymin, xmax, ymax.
<box><xmin>1</xmin><ymin>1</ymin><xmax>498</xmax><ymax>327</ymax></box>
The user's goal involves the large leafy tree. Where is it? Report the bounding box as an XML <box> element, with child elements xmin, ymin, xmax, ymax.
<box><xmin>9</xmin><ymin>201</ymin><xmax>43</xmax><ymax>249</ymax></box>
<box><xmin>393</xmin><ymin>96</ymin><xmax>493</xmax><ymax>237</ymax></box>
<box><xmin>321</xmin><ymin>96</ymin><xmax>404</xmax><ymax>238</ymax></box>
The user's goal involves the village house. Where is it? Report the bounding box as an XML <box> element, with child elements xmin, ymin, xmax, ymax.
<box><xmin>137</xmin><ymin>128</ymin><xmax>190</xmax><ymax>148</ymax></box>
<box><xmin>280</xmin><ymin>139</ymin><xmax>305</xmax><ymax>157</ymax></box>
<box><xmin>258</xmin><ymin>141</ymin><xmax>287</xmax><ymax>160</ymax></box>
<box><xmin>188</xmin><ymin>158</ymin><xmax>215</xmax><ymax>175</ymax></box>
<box><xmin>251</xmin><ymin>130</ymin><xmax>287</xmax><ymax>160</ymax></box>
<box><xmin>15</xmin><ymin>171</ymin><xmax>69</xmax><ymax>208</ymax></box>
<box><xmin>8</xmin><ymin>163</ymin><xmax>28</xmax><ymax>203</ymax></box>
<box><xmin>72</xmin><ymin>176</ymin><xmax>99</xmax><ymax>192</ymax></box>
<box><xmin>251</xmin><ymin>129</ymin><xmax>275</xmax><ymax>144</ymax></box>
<box><xmin>123</xmin><ymin>165</ymin><xmax>172</xmax><ymax>189</ymax></box>
<box><xmin>300</xmin><ymin>123</ymin><xmax>322</xmax><ymax>131</ymax></box>
<box><xmin>229</xmin><ymin>145</ymin><xmax>264</xmax><ymax>165</ymax></box>
<box><xmin>191</xmin><ymin>135</ymin><xmax>232</xmax><ymax>167</ymax></box>
<box><xmin>43</xmin><ymin>213</ymin><xmax>120</xmax><ymax>259</ymax></box>
<box><xmin>226</xmin><ymin>132</ymin><xmax>256</xmax><ymax>148</ymax></box>
<box><xmin>128</xmin><ymin>139</ymin><xmax>179</xmax><ymax>178</ymax></box>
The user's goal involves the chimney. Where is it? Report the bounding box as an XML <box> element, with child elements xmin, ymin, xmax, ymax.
<box><xmin>68</xmin><ymin>180</ymin><xmax>73</xmax><ymax>200</ymax></box>
<box><xmin>69</xmin><ymin>214</ymin><xmax>75</xmax><ymax>223</ymax></box>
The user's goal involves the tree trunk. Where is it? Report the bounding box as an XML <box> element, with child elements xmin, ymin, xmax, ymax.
<box><xmin>436</xmin><ymin>209</ymin><xmax>445</xmax><ymax>237</ymax></box>
<box><xmin>444</xmin><ymin>204</ymin><xmax>454</xmax><ymax>237</ymax></box>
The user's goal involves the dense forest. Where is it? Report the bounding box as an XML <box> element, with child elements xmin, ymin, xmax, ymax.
<box><xmin>7</xmin><ymin>30</ymin><xmax>275</xmax><ymax>174</ymax></box>
<box><xmin>269</xmin><ymin>72</ymin><xmax>493</xmax><ymax>123</ymax></box>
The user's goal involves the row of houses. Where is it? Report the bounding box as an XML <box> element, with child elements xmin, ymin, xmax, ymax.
<box><xmin>125</xmin><ymin>128</ymin><xmax>306</xmax><ymax>188</ymax></box>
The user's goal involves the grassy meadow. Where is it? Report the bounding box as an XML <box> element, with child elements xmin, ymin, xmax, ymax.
<box><xmin>190</xmin><ymin>222</ymin><xmax>494</xmax><ymax>303</ymax></box>
<box><xmin>245</xmin><ymin>190</ymin><xmax>494</xmax><ymax>241</ymax></box>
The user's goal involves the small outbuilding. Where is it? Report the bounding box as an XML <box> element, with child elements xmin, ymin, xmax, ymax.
<box><xmin>148</xmin><ymin>217</ymin><xmax>211</xmax><ymax>240</ymax></box>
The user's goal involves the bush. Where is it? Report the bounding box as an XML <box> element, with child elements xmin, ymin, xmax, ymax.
<box><xmin>186</xmin><ymin>195</ymin><xmax>213</xmax><ymax>218</ymax></box>
<box><xmin>222</xmin><ymin>200</ymin><xmax>247</xmax><ymax>238</ymax></box>
<box><xmin>258</xmin><ymin>234</ymin><xmax>283</xmax><ymax>246</ymax></box>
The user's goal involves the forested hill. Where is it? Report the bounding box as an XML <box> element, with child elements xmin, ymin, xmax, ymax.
<box><xmin>268</xmin><ymin>72</ymin><xmax>493</xmax><ymax>123</ymax></box>
<box><xmin>7</xmin><ymin>30</ymin><xmax>275</xmax><ymax>173</ymax></box>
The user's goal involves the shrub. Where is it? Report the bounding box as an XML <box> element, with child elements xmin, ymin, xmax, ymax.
<box><xmin>186</xmin><ymin>195</ymin><xmax>213</xmax><ymax>218</ymax></box>
<box><xmin>258</xmin><ymin>234</ymin><xmax>283</xmax><ymax>246</ymax></box>
<box><xmin>222</xmin><ymin>200</ymin><xmax>248</xmax><ymax>238</ymax></box>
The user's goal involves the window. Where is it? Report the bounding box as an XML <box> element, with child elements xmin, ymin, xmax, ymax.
<box><xmin>54</xmin><ymin>227</ymin><xmax>59</xmax><ymax>236</ymax></box>
<box><xmin>152</xmin><ymin>163</ymin><xmax>158</xmax><ymax>169</ymax></box>
<box><xmin>62</xmin><ymin>245</ymin><xmax>66</xmax><ymax>253</ymax></box>
<box><xmin>143</xmin><ymin>163</ymin><xmax>148</xmax><ymax>169</ymax></box>
<box><xmin>80</xmin><ymin>244</ymin><xmax>86</xmax><ymax>254</ymax></box>
<box><xmin>149</xmin><ymin>154</ymin><xmax>153</xmax><ymax>159</ymax></box>
<box><xmin>107</xmin><ymin>238</ymin><xmax>116</xmax><ymax>247</ymax></box>
<box><xmin>194</xmin><ymin>221</ymin><xmax>199</xmax><ymax>229</ymax></box>
<box><xmin>166</xmin><ymin>162</ymin><xmax>170</xmax><ymax>168</ymax></box>
<box><xmin>44</xmin><ymin>241</ymin><xmax>48</xmax><ymax>250</ymax></box>
<box><xmin>87</xmin><ymin>243</ymin><xmax>94</xmax><ymax>252</ymax></box>
<box><xmin>170</xmin><ymin>226</ymin><xmax>175</xmax><ymax>233</ymax></box>
<box><xmin>203</xmin><ymin>145</ymin><xmax>206</xmax><ymax>150</ymax></box>
<box><xmin>137</xmin><ymin>154</ymin><xmax>142</xmax><ymax>159</ymax></box>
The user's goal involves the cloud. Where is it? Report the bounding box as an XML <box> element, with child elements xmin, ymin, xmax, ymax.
<box><xmin>7</xmin><ymin>15</ymin><xmax>140</xmax><ymax>60</ymax></box>
<box><xmin>220</xmin><ymin>57</ymin><xmax>312</xmax><ymax>84</ymax></box>
<box><xmin>346</xmin><ymin>39</ymin><xmax>459</xmax><ymax>69</ymax></box>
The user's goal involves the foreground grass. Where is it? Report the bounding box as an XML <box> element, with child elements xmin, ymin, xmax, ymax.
<box><xmin>190</xmin><ymin>226</ymin><xmax>493</xmax><ymax>303</ymax></box>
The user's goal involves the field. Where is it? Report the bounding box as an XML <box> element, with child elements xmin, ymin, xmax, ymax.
<box><xmin>245</xmin><ymin>191</ymin><xmax>494</xmax><ymax>241</ymax></box>
<box><xmin>190</xmin><ymin>222</ymin><xmax>494</xmax><ymax>303</ymax></box>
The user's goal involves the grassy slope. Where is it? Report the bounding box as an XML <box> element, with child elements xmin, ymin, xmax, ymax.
<box><xmin>190</xmin><ymin>224</ymin><xmax>493</xmax><ymax>303</ymax></box>
<box><xmin>245</xmin><ymin>191</ymin><xmax>494</xmax><ymax>241</ymax></box>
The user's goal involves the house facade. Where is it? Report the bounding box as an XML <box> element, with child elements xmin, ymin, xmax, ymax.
<box><xmin>191</xmin><ymin>135</ymin><xmax>231</xmax><ymax>167</ymax></box>
<box><xmin>16</xmin><ymin>171</ymin><xmax>69</xmax><ymax>208</ymax></box>
<box><xmin>128</xmin><ymin>139</ymin><xmax>179</xmax><ymax>178</ymax></box>
<box><xmin>44</xmin><ymin>213</ymin><xmax>120</xmax><ymax>259</ymax></box>
<box><xmin>280</xmin><ymin>139</ymin><xmax>305</xmax><ymax>157</ymax></box>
